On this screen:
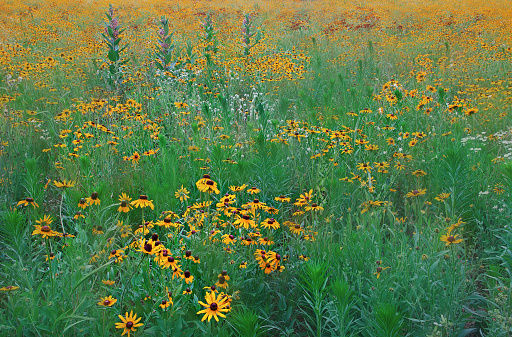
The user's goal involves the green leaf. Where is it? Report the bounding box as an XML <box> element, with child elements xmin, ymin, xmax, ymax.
<box><xmin>108</xmin><ymin>50</ymin><xmax>120</xmax><ymax>62</ymax></box>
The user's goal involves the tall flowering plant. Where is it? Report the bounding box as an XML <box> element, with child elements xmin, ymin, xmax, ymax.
<box><xmin>101</xmin><ymin>4</ymin><xmax>128</xmax><ymax>90</ymax></box>
<box><xmin>155</xmin><ymin>16</ymin><xmax>176</xmax><ymax>71</ymax></box>
<box><xmin>241</xmin><ymin>13</ymin><xmax>262</xmax><ymax>56</ymax></box>
<box><xmin>201</xmin><ymin>12</ymin><xmax>218</xmax><ymax>57</ymax></box>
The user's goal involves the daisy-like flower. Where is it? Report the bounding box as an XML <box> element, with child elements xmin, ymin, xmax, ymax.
<box><xmin>86</xmin><ymin>192</ymin><xmax>101</xmax><ymax>205</ymax></box>
<box><xmin>183</xmin><ymin>270</ymin><xmax>194</xmax><ymax>284</ymax></box>
<box><xmin>53</xmin><ymin>180</ymin><xmax>76</xmax><ymax>188</ymax></box>
<box><xmin>440</xmin><ymin>229</ymin><xmax>463</xmax><ymax>246</ymax></box>
<box><xmin>239</xmin><ymin>262</ymin><xmax>247</xmax><ymax>269</ymax></box>
<box><xmin>374</xmin><ymin>266</ymin><xmax>390</xmax><ymax>279</ymax></box>
<box><xmin>175</xmin><ymin>185</ymin><xmax>190</xmax><ymax>202</ymax></box>
<box><xmin>130</xmin><ymin>195</ymin><xmax>154</xmax><ymax>210</ymax></box>
<box><xmin>215</xmin><ymin>275</ymin><xmax>228</xmax><ymax>289</ymax></box>
<box><xmin>118</xmin><ymin>193</ymin><xmax>132</xmax><ymax>213</ymax></box>
<box><xmin>159</xmin><ymin>299</ymin><xmax>171</xmax><ymax>309</ymax></box>
<box><xmin>74</xmin><ymin>211</ymin><xmax>85</xmax><ymax>219</ymax></box>
<box><xmin>222</xmin><ymin>234</ymin><xmax>236</xmax><ymax>245</ymax></box>
<box><xmin>411</xmin><ymin>169</ymin><xmax>427</xmax><ymax>177</ymax></box>
<box><xmin>198</xmin><ymin>179</ymin><xmax>220</xmax><ymax>194</ymax></box>
<box><xmin>229</xmin><ymin>184</ymin><xmax>247</xmax><ymax>192</ymax></box>
<box><xmin>233</xmin><ymin>214</ymin><xmax>256</xmax><ymax>229</ymax></box>
<box><xmin>247</xmin><ymin>186</ymin><xmax>261</xmax><ymax>195</ymax></box>
<box><xmin>406</xmin><ymin>189</ymin><xmax>426</xmax><ymax>198</ymax></box>
<box><xmin>115</xmin><ymin>311</ymin><xmax>143</xmax><ymax>337</ymax></box>
<box><xmin>183</xmin><ymin>287</ymin><xmax>193</xmax><ymax>295</ymax></box>
<box><xmin>98</xmin><ymin>296</ymin><xmax>117</xmax><ymax>307</ymax></box>
<box><xmin>197</xmin><ymin>291</ymin><xmax>230</xmax><ymax>322</ymax></box>
<box><xmin>36</xmin><ymin>215</ymin><xmax>53</xmax><ymax>225</ymax></box>
<box><xmin>275</xmin><ymin>195</ymin><xmax>290</xmax><ymax>203</ymax></box>
<box><xmin>78</xmin><ymin>198</ymin><xmax>88</xmax><ymax>209</ymax></box>
<box><xmin>435</xmin><ymin>192</ymin><xmax>450</xmax><ymax>202</ymax></box>
<box><xmin>102</xmin><ymin>279</ymin><xmax>115</xmax><ymax>286</ymax></box>
<box><xmin>17</xmin><ymin>197</ymin><xmax>39</xmax><ymax>208</ymax></box>
<box><xmin>304</xmin><ymin>203</ymin><xmax>324</xmax><ymax>212</ymax></box>
<box><xmin>261</xmin><ymin>218</ymin><xmax>280</xmax><ymax>230</ymax></box>
<box><xmin>0</xmin><ymin>286</ymin><xmax>19</xmax><ymax>291</ymax></box>
<box><xmin>32</xmin><ymin>225</ymin><xmax>58</xmax><ymax>238</ymax></box>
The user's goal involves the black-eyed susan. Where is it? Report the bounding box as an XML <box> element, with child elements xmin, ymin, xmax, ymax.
<box><xmin>0</xmin><ymin>285</ymin><xmax>19</xmax><ymax>291</ymax></box>
<box><xmin>175</xmin><ymin>185</ymin><xmax>190</xmax><ymax>202</ymax></box>
<box><xmin>183</xmin><ymin>287</ymin><xmax>193</xmax><ymax>295</ymax></box>
<box><xmin>53</xmin><ymin>180</ymin><xmax>76</xmax><ymax>188</ymax></box>
<box><xmin>159</xmin><ymin>299</ymin><xmax>171</xmax><ymax>309</ymax></box>
<box><xmin>197</xmin><ymin>291</ymin><xmax>230</xmax><ymax>322</ymax></box>
<box><xmin>32</xmin><ymin>225</ymin><xmax>58</xmax><ymax>238</ymax></box>
<box><xmin>229</xmin><ymin>184</ymin><xmax>248</xmax><ymax>192</ymax></box>
<box><xmin>274</xmin><ymin>195</ymin><xmax>290</xmax><ymax>203</ymax></box>
<box><xmin>440</xmin><ymin>230</ymin><xmax>463</xmax><ymax>246</ymax></box>
<box><xmin>17</xmin><ymin>197</ymin><xmax>39</xmax><ymax>208</ymax></box>
<box><xmin>239</xmin><ymin>262</ymin><xmax>247</xmax><ymax>269</ymax></box>
<box><xmin>183</xmin><ymin>270</ymin><xmax>194</xmax><ymax>284</ymax></box>
<box><xmin>102</xmin><ymin>279</ymin><xmax>115</xmax><ymax>286</ymax></box>
<box><xmin>86</xmin><ymin>192</ymin><xmax>100</xmax><ymax>205</ymax></box>
<box><xmin>261</xmin><ymin>218</ymin><xmax>280</xmax><ymax>230</ymax></box>
<box><xmin>130</xmin><ymin>195</ymin><xmax>154</xmax><ymax>210</ymax></box>
<box><xmin>98</xmin><ymin>296</ymin><xmax>117</xmax><ymax>307</ymax></box>
<box><xmin>406</xmin><ymin>189</ymin><xmax>427</xmax><ymax>198</ymax></box>
<box><xmin>198</xmin><ymin>179</ymin><xmax>220</xmax><ymax>194</ymax></box>
<box><xmin>374</xmin><ymin>266</ymin><xmax>390</xmax><ymax>279</ymax></box>
<box><xmin>78</xmin><ymin>198</ymin><xmax>88</xmax><ymax>209</ymax></box>
<box><xmin>304</xmin><ymin>203</ymin><xmax>324</xmax><ymax>212</ymax></box>
<box><xmin>233</xmin><ymin>214</ymin><xmax>256</xmax><ymax>229</ymax></box>
<box><xmin>115</xmin><ymin>311</ymin><xmax>143</xmax><ymax>337</ymax></box>
<box><xmin>36</xmin><ymin>214</ymin><xmax>53</xmax><ymax>225</ymax></box>
<box><xmin>247</xmin><ymin>186</ymin><xmax>261</xmax><ymax>195</ymax></box>
<box><xmin>74</xmin><ymin>211</ymin><xmax>85</xmax><ymax>219</ymax></box>
<box><xmin>118</xmin><ymin>193</ymin><xmax>132</xmax><ymax>213</ymax></box>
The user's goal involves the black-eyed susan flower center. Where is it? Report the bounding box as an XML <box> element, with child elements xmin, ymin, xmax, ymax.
<box><xmin>229</xmin><ymin>235</ymin><xmax>234</xmax><ymax>239</ymax></box>
<box><xmin>202</xmin><ymin>174</ymin><xmax>210</xmax><ymax>179</ymax></box>
<box><xmin>168</xmin><ymin>256</ymin><xmax>174</xmax><ymax>262</ymax></box>
<box><xmin>218</xmin><ymin>276</ymin><xmax>226</xmax><ymax>284</ymax></box>
<box><xmin>206</xmin><ymin>180</ymin><xmax>214</xmax><ymax>186</ymax></box>
<box><xmin>447</xmin><ymin>236</ymin><xmax>456</xmax><ymax>242</ymax></box>
<box><xmin>41</xmin><ymin>226</ymin><xmax>51</xmax><ymax>232</ymax></box>
<box><xmin>111</xmin><ymin>250</ymin><xmax>116</xmax><ymax>255</ymax></box>
<box><xmin>161</xmin><ymin>300</ymin><xmax>167</xmax><ymax>305</ymax></box>
<box><xmin>91</xmin><ymin>192</ymin><xmax>98</xmax><ymax>200</ymax></box>
<box><xmin>155</xmin><ymin>240</ymin><xmax>161</xmax><ymax>246</ymax></box>
<box><xmin>144</xmin><ymin>244</ymin><xmax>153</xmax><ymax>252</ymax></box>
<box><xmin>185</xmin><ymin>250</ymin><xmax>192</xmax><ymax>257</ymax></box>
<box><xmin>121</xmin><ymin>200</ymin><xmax>127</xmax><ymax>207</ymax></box>
<box><xmin>295</xmin><ymin>224</ymin><xmax>301</xmax><ymax>229</ymax></box>
<box><xmin>79</xmin><ymin>198</ymin><xmax>86</xmax><ymax>204</ymax></box>
<box><xmin>126</xmin><ymin>321</ymin><xmax>133</xmax><ymax>328</ymax></box>
<box><xmin>139</xmin><ymin>195</ymin><xmax>148</xmax><ymax>200</ymax></box>
<box><xmin>164</xmin><ymin>218</ymin><xmax>172</xmax><ymax>223</ymax></box>
<box><xmin>184</xmin><ymin>270</ymin><xmax>191</xmax><ymax>278</ymax></box>
<box><xmin>312</xmin><ymin>203</ymin><xmax>318</xmax><ymax>207</ymax></box>
<box><xmin>377</xmin><ymin>267</ymin><xmax>383</xmax><ymax>273</ymax></box>
<box><xmin>210</xmin><ymin>302</ymin><xmax>218</xmax><ymax>311</ymax></box>
<box><xmin>162</xmin><ymin>250</ymin><xmax>168</xmax><ymax>257</ymax></box>
<box><xmin>221</xmin><ymin>270</ymin><xmax>227</xmax><ymax>276</ymax></box>
<box><xmin>242</xmin><ymin>215</ymin><xmax>250</xmax><ymax>220</ymax></box>
<box><xmin>253</xmin><ymin>199</ymin><xmax>259</xmax><ymax>203</ymax></box>
<box><xmin>104</xmin><ymin>299</ymin><xmax>111</xmax><ymax>305</ymax></box>
<box><xmin>26</xmin><ymin>197</ymin><xmax>34</xmax><ymax>202</ymax></box>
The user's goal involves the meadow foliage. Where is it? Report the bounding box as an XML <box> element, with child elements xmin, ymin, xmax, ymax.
<box><xmin>1</xmin><ymin>0</ymin><xmax>512</xmax><ymax>335</ymax></box>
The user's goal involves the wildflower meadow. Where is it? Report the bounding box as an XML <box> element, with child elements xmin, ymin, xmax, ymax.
<box><xmin>2</xmin><ymin>0</ymin><xmax>512</xmax><ymax>335</ymax></box>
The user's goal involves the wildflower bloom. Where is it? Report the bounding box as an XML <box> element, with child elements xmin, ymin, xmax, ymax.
<box><xmin>175</xmin><ymin>185</ymin><xmax>190</xmax><ymax>202</ymax></box>
<box><xmin>102</xmin><ymin>279</ymin><xmax>115</xmax><ymax>286</ymax></box>
<box><xmin>53</xmin><ymin>180</ymin><xmax>76</xmax><ymax>188</ymax></box>
<box><xmin>406</xmin><ymin>189</ymin><xmax>427</xmax><ymax>198</ymax></box>
<box><xmin>32</xmin><ymin>224</ymin><xmax>58</xmax><ymax>238</ymax></box>
<box><xmin>115</xmin><ymin>311</ymin><xmax>143</xmax><ymax>337</ymax></box>
<box><xmin>86</xmin><ymin>192</ymin><xmax>100</xmax><ymax>205</ymax></box>
<box><xmin>374</xmin><ymin>266</ymin><xmax>390</xmax><ymax>279</ymax></box>
<box><xmin>197</xmin><ymin>291</ymin><xmax>230</xmax><ymax>322</ymax></box>
<box><xmin>275</xmin><ymin>195</ymin><xmax>290</xmax><ymax>203</ymax></box>
<box><xmin>0</xmin><ymin>286</ymin><xmax>19</xmax><ymax>291</ymax></box>
<box><xmin>440</xmin><ymin>229</ymin><xmax>463</xmax><ymax>246</ymax></box>
<box><xmin>131</xmin><ymin>195</ymin><xmax>154</xmax><ymax>210</ymax></box>
<box><xmin>36</xmin><ymin>215</ymin><xmax>53</xmax><ymax>225</ymax></box>
<box><xmin>118</xmin><ymin>193</ymin><xmax>132</xmax><ymax>213</ymax></box>
<box><xmin>17</xmin><ymin>197</ymin><xmax>39</xmax><ymax>208</ymax></box>
<box><xmin>229</xmin><ymin>184</ymin><xmax>247</xmax><ymax>192</ymax></box>
<box><xmin>98</xmin><ymin>296</ymin><xmax>117</xmax><ymax>307</ymax></box>
<box><xmin>78</xmin><ymin>198</ymin><xmax>88</xmax><ymax>209</ymax></box>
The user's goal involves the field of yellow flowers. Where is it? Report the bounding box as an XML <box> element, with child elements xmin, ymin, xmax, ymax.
<box><xmin>1</xmin><ymin>0</ymin><xmax>512</xmax><ymax>335</ymax></box>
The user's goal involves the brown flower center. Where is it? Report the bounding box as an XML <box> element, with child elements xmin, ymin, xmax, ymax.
<box><xmin>41</xmin><ymin>226</ymin><xmax>51</xmax><ymax>232</ymax></box>
<box><xmin>144</xmin><ymin>244</ymin><xmax>153</xmax><ymax>252</ymax></box>
<box><xmin>139</xmin><ymin>195</ymin><xmax>148</xmax><ymax>200</ymax></box>
<box><xmin>103</xmin><ymin>299</ymin><xmax>111</xmax><ymax>305</ymax></box>
<box><xmin>447</xmin><ymin>236</ymin><xmax>456</xmax><ymax>242</ymax></box>
<box><xmin>210</xmin><ymin>302</ymin><xmax>218</xmax><ymax>311</ymax></box>
<box><xmin>126</xmin><ymin>321</ymin><xmax>133</xmax><ymax>328</ymax></box>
